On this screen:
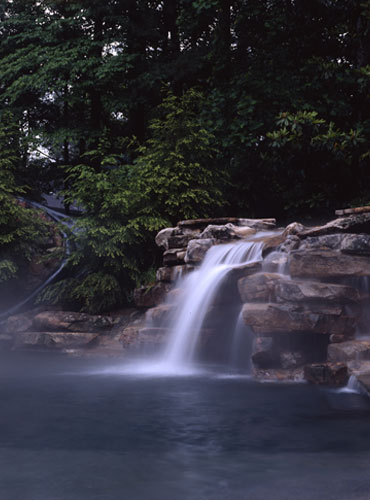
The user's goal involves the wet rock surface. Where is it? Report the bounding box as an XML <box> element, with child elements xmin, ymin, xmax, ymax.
<box><xmin>242</xmin><ymin>302</ymin><xmax>354</xmax><ymax>336</ymax></box>
<box><xmin>328</xmin><ymin>340</ymin><xmax>370</xmax><ymax>363</ymax></box>
<box><xmin>289</xmin><ymin>250</ymin><xmax>370</xmax><ymax>278</ymax></box>
<box><xmin>304</xmin><ymin>363</ymin><xmax>349</xmax><ymax>386</ymax></box>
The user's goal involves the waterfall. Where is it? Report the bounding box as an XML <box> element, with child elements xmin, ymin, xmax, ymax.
<box><xmin>158</xmin><ymin>239</ymin><xmax>264</xmax><ymax>373</ymax></box>
<box><xmin>229</xmin><ymin>310</ymin><xmax>254</xmax><ymax>373</ymax></box>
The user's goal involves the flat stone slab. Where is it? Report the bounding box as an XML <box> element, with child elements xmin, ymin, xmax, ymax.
<box><xmin>238</xmin><ymin>273</ymin><xmax>359</xmax><ymax>304</ymax></box>
<box><xmin>328</xmin><ymin>340</ymin><xmax>370</xmax><ymax>362</ymax></box>
<box><xmin>289</xmin><ymin>250</ymin><xmax>370</xmax><ymax>278</ymax></box>
<box><xmin>13</xmin><ymin>331</ymin><xmax>98</xmax><ymax>349</ymax></box>
<box><xmin>242</xmin><ymin>302</ymin><xmax>355</xmax><ymax>336</ymax></box>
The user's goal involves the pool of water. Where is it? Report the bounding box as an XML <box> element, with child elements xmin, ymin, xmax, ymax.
<box><xmin>1</xmin><ymin>353</ymin><xmax>370</xmax><ymax>500</ymax></box>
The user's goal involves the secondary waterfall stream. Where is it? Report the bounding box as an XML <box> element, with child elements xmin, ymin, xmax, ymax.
<box><xmin>0</xmin><ymin>200</ymin><xmax>74</xmax><ymax>320</ymax></box>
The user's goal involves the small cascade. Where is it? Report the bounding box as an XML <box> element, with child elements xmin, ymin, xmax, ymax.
<box><xmin>338</xmin><ymin>375</ymin><xmax>363</xmax><ymax>394</ymax></box>
<box><xmin>262</xmin><ymin>250</ymin><xmax>289</xmax><ymax>275</ymax></box>
<box><xmin>0</xmin><ymin>200</ymin><xmax>75</xmax><ymax>321</ymax></box>
<box><xmin>159</xmin><ymin>239</ymin><xmax>264</xmax><ymax>373</ymax></box>
<box><xmin>229</xmin><ymin>310</ymin><xmax>254</xmax><ymax>373</ymax></box>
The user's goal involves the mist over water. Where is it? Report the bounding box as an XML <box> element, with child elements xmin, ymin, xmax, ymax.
<box><xmin>1</xmin><ymin>353</ymin><xmax>370</xmax><ymax>500</ymax></box>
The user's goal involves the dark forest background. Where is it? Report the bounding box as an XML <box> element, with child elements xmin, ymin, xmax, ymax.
<box><xmin>1</xmin><ymin>0</ymin><xmax>370</xmax><ymax>310</ymax></box>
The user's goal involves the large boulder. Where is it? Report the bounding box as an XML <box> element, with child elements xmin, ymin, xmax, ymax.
<box><xmin>275</xmin><ymin>279</ymin><xmax>359</xmax><ymax>304</ymax></box>
<box><xmin>304</xmin><ymin>363</ymin><xmax>348</xmax><ymax>386</ymax></box>
<box><xmin>145</xmin><ymin>304</ymin><xmax>174</xmax><ymax>327</ymax></box>
<box><xmin>185</xmin><ymin>238</ymin><xmax>215</xmax><ymax>264</ymax></box>
<box><xmin>242</xmin><ymin>302</ymin><xmax>355</xmax><ymax>336</ymax></box>
<box><xmin>3</xmin><ymin>312</ymin><xmax>34</xmax><ymax>334</ymax></box>
<box><xmin>32</xmin><ymin>311</ymin><xmax>114</xmax><ymax>332</ymax></box>
<box><xmin>238</xmin><ymin>272</ymin><xmax>281</xmax><ymax>302</ymax></box>
<box><xmin>283</xmin><ymin>222</ymin><xmax>306</xmax><ymax>236</ymax></box>
<box><xmin>289</xmin><ymin>250</ymin><xmax>370</xmax><ymax>278</ymax></box>
<box><xmin>13</xmin><ymin>331</ymin><xmax>98</xmax><ymax>350</ymax></box>
<box><xmin>163</xmin><ymin>248</ymin><xmax>187</xmax><ymax>266</ymax></box>
<box><xmin>133</xmin><ymin>282</ymin><xmax>171</xmax><ymax>308</ymax></box>
<box><xmin>340</xmin><ymin>233</ymin><xmax>370</xmax><ymax>256</ymax></box>
<box><xmin>156</xmin><ymin>265</ymin><xmax>189</xmax><ymax>283</ymax></box>
<box><xmin>199</xmin><ymin>224</ymin><xmax>239</xmax><ymax>240</ymax></box>
<box><xmin>155</xmin><ymin>227</ymin><xmax>180</xmax><ymax>249</ymax></box>
<box><xmin>328</xmin><ymin>340</ymin><xmax>370</xmax><ymax>363</ymax></box>
<box><xmin>299</xmin><ymin>233</ymin><xmax>370</xmax><ymax>256</ymax></box>
<box><xmin>199</xmin><ymin>223</ymin><xmax>257</xmax><ymax>240</ymax></box>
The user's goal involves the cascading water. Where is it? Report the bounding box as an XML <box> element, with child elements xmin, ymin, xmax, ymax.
<box><xmin>0</xmin><ymin>200</ymin><xmax>75</xmax><ymax>320</ymax></box>
<box><xmin>229</xmin><ymin>310</ymin><xmax>254</xmax><ymax>373</ymax></box>
<box><xmin>156</xmin><ymin>239</ymin><xmax>264</xmax><ymax>374</ymax></box>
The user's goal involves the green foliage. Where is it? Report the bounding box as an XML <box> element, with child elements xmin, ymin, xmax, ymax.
<box><xmin>0</xmin><ymin>259</ymin><xmax>18</xmax><ymax>284</ymax></box>
<box><xmin>133</xmin><ymin>89</ymin><xmax>225</xmax><ymax>221</ymax></box>
<box><xmin>264</xmin><ymin>111</ymin><xmax>368</xmax><ymax>213</ymax></box>
<box><xmin>71</xmin><ymin>273</ymin><xmax>122</xmax><ymax>314</ymax></box>
<box><xmin>35</xmin><ymin>278</ymin><xmax>80</xmax><ymax>310</ymax></box>
<box><xmin>36</xmin><ymin>273</ymin><xmax>121</xmax><ymax>313</ymax></box>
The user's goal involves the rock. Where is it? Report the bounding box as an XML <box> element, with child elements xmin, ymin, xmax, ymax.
<box><xmin>32</xmin><ymin>311</ymin><xmax>114</xmax><ymax>332</ymax></box>
<box><xmin>251</xmin><ymin>336</ymin><xmax>277</xmax><ymax>368</ymax></box>
<box><xmin>280</xmin><ymin>350</ymin><xmax>305</xmax><ymax>369</ymax></box>
<box><xmin>356</xmin><ymin>374</ymin><xmax>370</xmax><ymax>396</ymax></box>
<box><xmin>163</xmin><ymin>248</ymin><xmax>187</xmax><ymax>266</ymax></box>
<box><xmin>283</xmin><ymin>222</ymin><xmax>306</xmax><ymax>236</ymax></box>
<box><xmin>177</xmin><ymin>217</ymin><xmax>276</xmax><ymax>231</ymax></box>
<box><xmin>229</xmin><ymin>261</ymin><xmax>262</xmax><ymax>281</ymax></box>
<box><xmin>262</xmin><ymin>234</ymin><xmax>285</xmax><ymax>256</ymax></box>
<box><xmin>299</xmin><ymin>213</ymin><xmax>370</xmax><ymax>238</ymax></box>
<box><xmin>13</xmin><ymin>331</ymin><xmax>98</xmax><ymax>350</ymax></box>
<box><xmin>155</xmin><ymin>227</ymin><xmax>180</xmax><ymax>249</ymax></box>
<box><xmin>275</xmin><ymin>279</ymin><xmax>360</xmax><ymax>304</ymax></box>
<box><xmin>329</xmin><ymin>334</ymin><xmax>348</xmax><ymax>343</ymax></box>
<box><xmin>167</xmin><ymin>234</ymin><xmax>195</xmax><ymax>249</ymax></box>
<box><xmin>118</xmin><ymin>325</ymin><xmax>145</xmax><ymax>349</ymax></box>
<box><xmin>156</xmin><ymin>265</ymin><xmax>189</xmax><ymax>282</ymax></box>
<box><xmin>242</xmin><ymin>302</ymin><xmax>355</xmax><ymax>336</ymax></box>
<box><xmin>253</xmin><ymin>367</ymin><xmax>304</xmax><ymax>382</ymax></box>
<box><xmin>262</xmin><ymin>251</ymin><xmax>288</xmax><ymax>273</ymax></box>
<box><xmin>278</xmin><ymin>235</ymin><xmax>301</xmax><ymax>253</ymax></box>
<box><xmin>289</xmin><ymin>250</ymin><xmax>370</xmax><ymax>278</ymax></box>
<box><xmin>166</xmin><ymin>287</ymin><xmax>184</xmax><ymax>303</ymax></box>
<box><xmin>199</xmin><ymin>224</ymin><xmax>239</xmax><ymax>240</ymax></box>
<box><xmin>146</xmin><ymin>304</ymin><xmax>174</xmax><ymax>326</ymax></box>
<box><xmin>299</xmin><ymin>234</ymin><xmax>345</xmax><ymax>251</ymax></box>
<box><xmin>133</xmin><ymin>282</ymin><xmax>171</xmax><ymax>308</ymax></box>
<box><xmin>225</xmin><ymin>224</ymin><xmax>257</xmax><ymax>238</ymax></box>
<box><xmin>184</xmin><ymin>238</ymin><xmax>216</xmax><ymax>264</ymax></box>
<box><xmin>304</xmin><ymin>363</ymin><xmax>348</xmax><ymax>386</ymax></box>
<box><xmin>299</xmin><ymin>233</ymin><xmax>370</xmax><ymax>256</ymax></box>
<box><xmin>238</xmin><ymin>272</ymin><xmax>281</xmax><ymax>303</ymax></box>
<box><xmin>133</xmin><ymin>327</ymin><xmax>169</xmax><ymax>352</ymax></box>
<box><xmin>340</xmin><ymin>233</ymin><xmax>370</xmax><ymax>256</ymax></box>
<box><xmin>328</xmin><ymin>340</ymin><xmax>370</xmax><ymax>363</ymax></box>
<box><xmin>3</xmin><ymin>313</ymin><xmax>33</xmax><ymax>333</ymax></box>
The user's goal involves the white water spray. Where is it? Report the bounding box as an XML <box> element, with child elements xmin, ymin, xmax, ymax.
<box><xmin>150</xmin><ymin>239</ymin><xmax>264</xmax><ymax>374</ymax></box>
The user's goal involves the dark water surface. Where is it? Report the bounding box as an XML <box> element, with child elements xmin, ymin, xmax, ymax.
<box><xmin>1</xmin><ymin>353</ymin><xmax>370</xmax><ymax>500</ymax></box>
